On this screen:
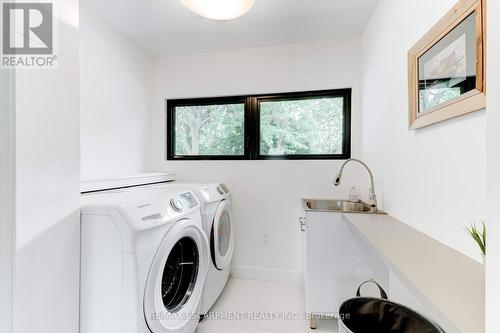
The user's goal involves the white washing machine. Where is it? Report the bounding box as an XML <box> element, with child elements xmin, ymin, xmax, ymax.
<box><xmin>80</xmin><ymin>186</ymin><xmax>209</xmax><ymax>333</ymax></box>
<box><xmin>140</xmin><ymin>182</ymin><xmax>235</xmax><ymax>315</ymax></box>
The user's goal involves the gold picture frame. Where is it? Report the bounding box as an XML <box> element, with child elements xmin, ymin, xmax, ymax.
<box><xmin>408</xmin><ymin>0</ymin><xmax>486</xmax><ymax>129</ymax></box>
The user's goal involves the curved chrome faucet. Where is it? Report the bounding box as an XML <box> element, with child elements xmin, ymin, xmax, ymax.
<box><xmin>334</xmin><ymin>158</ymin><xmax>377</xmax><ymax>208</ymax></box>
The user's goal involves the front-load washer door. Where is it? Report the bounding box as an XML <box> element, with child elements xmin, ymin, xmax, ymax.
<box><xmin>143</xmin><ymin>219</ymin><xmax>209</xmax><ymax>333</ymax></box>
<box><xmin>211</xmin><ymin>200</ymin><xmax>235</xmax><ymax>271</ymax></box>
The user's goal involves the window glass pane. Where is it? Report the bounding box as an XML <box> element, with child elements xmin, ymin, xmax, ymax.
<box><xmin>174</xmin><ymin>103</ymin><xmax>245</xmax><ymax>156</ymax></box>
<box><xmin>260</xmin><ymin>97</ymin><xmax>344</xmax><ymax>155</ymax></box>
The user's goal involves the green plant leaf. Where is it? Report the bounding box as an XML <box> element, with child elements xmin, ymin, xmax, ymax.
<box><xmin>465</xmin><ymin>222</ymin><xmax>486</xmax><ymax>256</ymax></box>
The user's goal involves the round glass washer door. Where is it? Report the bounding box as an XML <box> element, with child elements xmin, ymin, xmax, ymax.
<box><xmin>143</xmin><ymin>219</ymin><xmax>209</xmax><ymax>333</ymax></box>
<box><xmin>211</xmin><ymin>200</ymin><xmax>235</xmax><ymax>270</ymax></box>
<box><xmin>161</xmin><ymin>237</ymin><xmax>199</xmax><ymax>312</ymax></box>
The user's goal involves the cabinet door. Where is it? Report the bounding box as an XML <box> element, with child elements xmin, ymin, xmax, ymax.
<box><xmin>304</xmin><ymin>211</ymin><xmax>387</xmax><ymax>315</ymax></box>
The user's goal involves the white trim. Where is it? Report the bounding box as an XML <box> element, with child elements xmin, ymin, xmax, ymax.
<box><xmin>231</xmin><ymin>265</ymin><xmax>302</xmax><ymax>284</ymax></box>
<box><xmin>0</xmin><ymin>69</ymin><xmax>16</xmax><ymax>333</ymax></box>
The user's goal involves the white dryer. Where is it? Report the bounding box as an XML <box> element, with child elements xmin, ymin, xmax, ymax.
<box><xmin>80</xmin><ymin>187</ymin><xmax>209</xmax><ymax>333</ymax></box>
<box><xmin>140</xmin><ymin>182</ymin><xmax>235</xmax><ymax>315</ymax></box>
<box><xmin>192</xmin><ymin>183</ymin><xmax>234</xmax><ymax>315</ymax></box>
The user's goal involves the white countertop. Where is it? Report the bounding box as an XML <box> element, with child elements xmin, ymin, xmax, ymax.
<box><xmin>80</xmin><ymin>172</ymin><xmax>176</xmax><ymax>193</ymax></box>
<box><xmin>343</xmin><ymin>213</ymin><xmax>484</xmax><ymax>333</ymax></box>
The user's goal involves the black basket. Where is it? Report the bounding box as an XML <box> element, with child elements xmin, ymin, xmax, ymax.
<box><xmin>338</xmin><ymin>280</ymin><xmax>446</xmax><ymax>333</ymax></box>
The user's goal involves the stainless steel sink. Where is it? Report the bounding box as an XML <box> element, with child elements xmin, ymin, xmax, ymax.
<box><xmin>302</xmin><ymin>199</ymin><xmax>386</xmax><ymax>214</ymax></box>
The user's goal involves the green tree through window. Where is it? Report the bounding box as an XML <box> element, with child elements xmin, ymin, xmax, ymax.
<box><xmin>175</xmin><ymin>104</ymin><xmax>244</xmax><ymax>155</ymax></box>
<box><xmin>260</xmin><ymin>97</ymin><xmax>344</xmax><ymax>155</ymax></box>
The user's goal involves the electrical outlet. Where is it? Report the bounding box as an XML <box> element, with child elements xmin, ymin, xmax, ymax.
<box><xmin>260</xmin><ymin>232</ymin><xmax>270</xmax><ymax>246</ymax></box>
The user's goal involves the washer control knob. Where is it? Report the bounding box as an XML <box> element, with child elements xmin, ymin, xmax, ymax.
<box><xmin>170</xmin><ymin>198</ymin><xmax>184</xmax><ymax>212</ymax></box>
<box><xmin>217</xmin><ymin>186</ymin><xmax>224</xmax><ymax>195</ymax></box>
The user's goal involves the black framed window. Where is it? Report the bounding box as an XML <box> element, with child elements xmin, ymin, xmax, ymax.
<box><xmin>166</xmin><ymin>89</ymin><xmax>351</xmax><ymax>160</ymax></box>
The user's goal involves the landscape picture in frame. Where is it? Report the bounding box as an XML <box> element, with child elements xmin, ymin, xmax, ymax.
<box><xmin>418</xmin><ymin>13</ymin><xmax>476</xmax><ymax>114</ymax></box>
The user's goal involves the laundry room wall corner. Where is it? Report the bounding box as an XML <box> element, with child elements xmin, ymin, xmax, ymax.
<box><xmin>80</xmin><ymin>6</ymin><xmax>153</xmax><ymax>180</ymax></box>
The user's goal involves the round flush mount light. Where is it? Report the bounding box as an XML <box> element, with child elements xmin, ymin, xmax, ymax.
<box><xmin>181</xmin><ymin>0</ymin><xmax>255</xmax><ymax>20</ymax></box>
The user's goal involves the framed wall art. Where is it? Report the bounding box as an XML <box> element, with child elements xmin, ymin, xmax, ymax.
<box><xmin>408</xmin><ymin>0</ymin><xmax>486</xmax><ymax>129</ymax></box>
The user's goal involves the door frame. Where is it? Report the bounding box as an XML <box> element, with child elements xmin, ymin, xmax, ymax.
<box><xmin>0</xmin><ymin>69</ymin><xmax>16</xmax><ymax>333</ymax></box>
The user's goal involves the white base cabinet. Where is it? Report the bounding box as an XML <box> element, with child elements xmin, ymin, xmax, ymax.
<box><xmin>301</xmin><ymin>210</ymin><xmax>388</xmax><ymax>323</ymax></box>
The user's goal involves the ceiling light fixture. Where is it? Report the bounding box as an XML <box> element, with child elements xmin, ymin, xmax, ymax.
<box><xmin>181</xmin><ymin>0</ymin><xmax>255</xmax><ymax>21</ymax></box>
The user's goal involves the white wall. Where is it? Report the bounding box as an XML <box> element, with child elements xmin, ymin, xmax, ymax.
<box><xmin>149</xmin><ymin>38</ymin><xmax>366</xmax><ymax>282</ymax></box>
<box><xmin>361</xmin><ymin>0</ymin><xmax>486</xmax><ymax>261</ymax></box>
<box><xmin>14</xmin><ymin>1</ymin><xmax>81</xmax><ymax>333</ymax></box>
<box><xmin>80</xmin><ymin>7</ymin><xmax>152</xmax><ymax>180</ymax></box>
<box><xmin>0</xmin><ymin>69</ymin><xmax>15</xmax><ymax>333</ymax></box>
<box><xmin>486</xmin><ymin>0</ymin><xmax>500</xmax><ymax>330</ymax></box>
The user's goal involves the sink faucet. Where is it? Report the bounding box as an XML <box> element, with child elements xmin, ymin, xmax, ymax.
<box><xmin>334</xmin><ymin>158</ymin><xmax>377</xmax><ymax>208</ymax></box>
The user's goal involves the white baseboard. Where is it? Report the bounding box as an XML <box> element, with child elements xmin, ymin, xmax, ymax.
<box><xmin>231</xmin><ymin>265</ymin><xmax>302</xmax><ymax>284</ymax></box>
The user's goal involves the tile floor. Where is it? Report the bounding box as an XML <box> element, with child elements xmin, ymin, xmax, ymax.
<box><xmin>196</xmin><ymin>278</ymin><xmax>338</xmax><ymax>333</ymax></box>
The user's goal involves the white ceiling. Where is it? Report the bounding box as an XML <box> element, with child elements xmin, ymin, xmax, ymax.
<box><xmin>81</xmin><ymin>0</ymin><xmax>379</xmax><ymax>56</ymax></box>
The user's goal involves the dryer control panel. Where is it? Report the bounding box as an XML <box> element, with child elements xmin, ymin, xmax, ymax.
<box><xmin>119</xmin><ymin>191</ymin><xmax>200</xmax><ymax>230</ymax></box>
<box><xmin>169</xmin><ymin>192</ymin><xmax>197</xmax><ymax>212</ymax></box>
<box><xmin>197</xmin><ymin>183</ymin><xmax>231</xmax><ymax>203</ymax></box>
<box><xmin>216</xmin><ymin>183</ymin><xmax>230</xmax><ymax>195</ymax></box>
